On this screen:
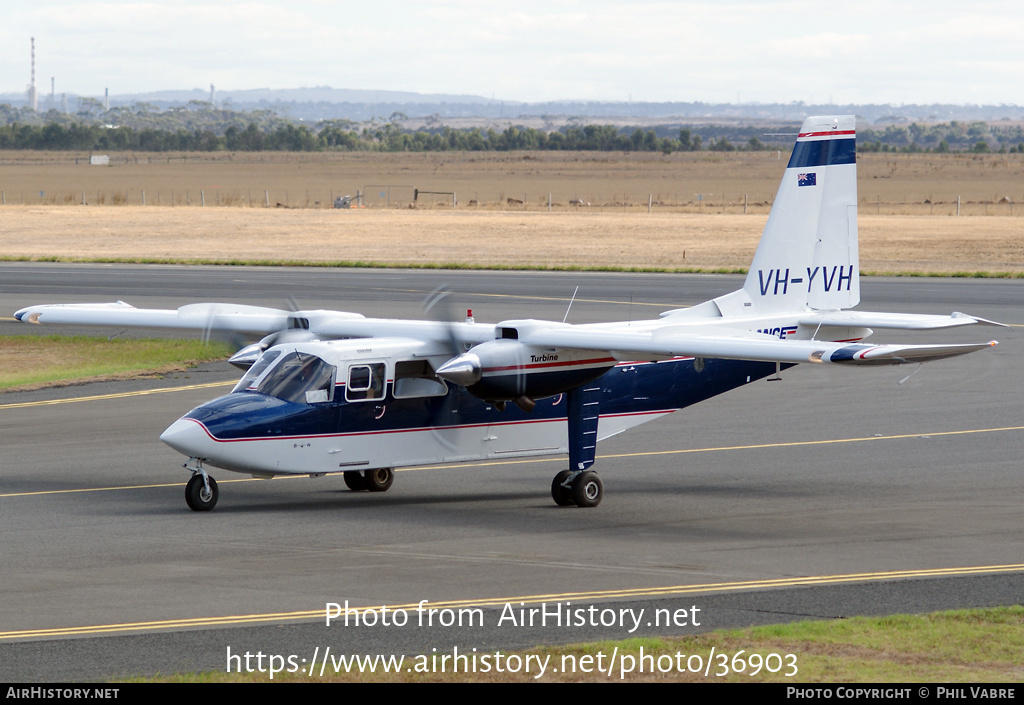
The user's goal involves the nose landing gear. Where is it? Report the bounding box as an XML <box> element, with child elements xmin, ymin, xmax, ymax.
<box><xmin>184</xmin><ymin>460</ymin><xmax>218</xmax><ymax>511</ymax></box>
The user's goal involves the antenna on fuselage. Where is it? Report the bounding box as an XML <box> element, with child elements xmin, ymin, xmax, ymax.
<box><xmin>562</xmin><ymin>286</ymin><xmax>579</xmax><ymax>323</ymax></box>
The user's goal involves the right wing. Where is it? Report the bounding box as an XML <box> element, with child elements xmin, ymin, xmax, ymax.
<box><xmin>519</xmin><ymin>325</ymin><xmax>999</xmax><ymax>366</ymax></box>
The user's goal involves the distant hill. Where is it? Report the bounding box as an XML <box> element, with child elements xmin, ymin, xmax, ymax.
<box><xmin>113</xmin><ymin>85</ymin><xmax>508</xmax><ymax>106</ymax></box>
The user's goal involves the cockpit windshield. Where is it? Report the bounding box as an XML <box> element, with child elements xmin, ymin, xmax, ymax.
<box><xmin>232</xmin><ymin>349</ymin><xmax>282</xmax><ymax>393</ymax></box>
<box><xmin>247</xmin><ymin>351</ymin><xmax>336</xmax><ymax>404</ymax></box>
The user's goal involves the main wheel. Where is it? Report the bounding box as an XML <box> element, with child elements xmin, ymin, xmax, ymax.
<box><xmin>363</xmin><ymin>468</ymin><xmax>394</xmax><ymax>492</ymax></box>
<box><xmin>571</xmin><ymin>471</ymin><xmax>603</xmax><ymax>508</ymax></box>
<box><xmin>185</xmin><ymin>474</ymin><xmax>219</xmax><ymax>511</ymax></box>
<box><xmin>343</xmin><ymin>470</ymin><xmax>367</xmax><ymax>491</ymax></box>
<box><xmin>551</xmin><ymin>469</ymin><xmax>575</xmax><ymax>506</ymax></box>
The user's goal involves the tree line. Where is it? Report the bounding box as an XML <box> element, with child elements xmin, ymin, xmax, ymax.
<box><xmin>0</xmin><ymin>103</ymin><xmax>1021</xmax><ymax>154</ymax></box>
<box><xmin>0</xmin><ymin>119</ymin><xmax>775</xmax><ymax>154</ymax></box>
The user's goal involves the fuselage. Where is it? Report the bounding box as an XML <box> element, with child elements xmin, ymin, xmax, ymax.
<box><xmin>161</xmin><ymin>340</ymin><xmax>782</xmax><ymax>477</ymax></box>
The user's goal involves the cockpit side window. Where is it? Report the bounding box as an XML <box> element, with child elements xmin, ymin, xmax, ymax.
<box><xmin>346</xmin><ymin>363</ymin><xmax>386</xmax><ymax>402</ymax></box>
<box><xmin>254</xmin><ymin>351</ymin><xmax>336</xmax><ymax>404</ymax></box>
<box><xmin>393</xmin><ymin>359</ymin><xmax>448</xmax><ymax>398</ymax></box>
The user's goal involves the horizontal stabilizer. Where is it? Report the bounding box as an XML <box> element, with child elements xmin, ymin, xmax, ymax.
<box><xmin>826</xmin><ymin>340</ymin><xmax>998</xmax><ymax>365</ymax></box>
<box><xmin>799</xmin><ymin>310</ymin><xmax>1006</xmax><ymax>330</ymax></box>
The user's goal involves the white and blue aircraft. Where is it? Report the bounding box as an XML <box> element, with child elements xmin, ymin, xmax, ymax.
<box><xmin>14</xmin><ymin>116</ymin><xmax>1001</xmax><ymax>511</ymax></box>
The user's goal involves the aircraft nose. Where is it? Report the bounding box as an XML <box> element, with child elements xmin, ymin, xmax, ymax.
<box><xmin>160</xmin><ymin>418</ymin><xmax>212</xmax><ymax>457</ymax></box>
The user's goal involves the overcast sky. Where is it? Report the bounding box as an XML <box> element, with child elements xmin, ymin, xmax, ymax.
<box><xmin>3</xmin><ymin>1</ymin><xmax>1022</xmax><ymax>106</ymax></box>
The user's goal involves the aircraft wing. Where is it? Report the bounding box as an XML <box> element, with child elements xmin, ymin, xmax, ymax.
<box><xmin>519</xmin><ymin>326</ymin><xmax>998</xmax><ymax>366</ymax></box>
<box><xmin>314</xmin><ymin>318</ymin><xmax>496</xmax><ymax>347</ymax></box>
<box><xmin>13</xmin><ymin>301</ymin><xmax>497</xmax><ymax>347</ymax></box>
<box><xmin>12</xmin><ymin>302</ymin><xmax>999</xmax><ymax>366</ymax></box>
<box><xmin>14</xmin><ymin>301</ymin><xmax>297</xmax><ymax>335</ymax></box>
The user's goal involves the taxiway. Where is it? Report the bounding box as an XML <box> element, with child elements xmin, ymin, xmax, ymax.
<box><xmin>1</xmin><ymin>264</ymin><xmax>1021</xmax><ymax>680</ymax></box>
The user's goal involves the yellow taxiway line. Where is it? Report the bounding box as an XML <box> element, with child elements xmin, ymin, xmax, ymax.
<box><xmin>0</xmin><ymin>380</ymin><xmax>235</xmax><ymax>411</ymax></box>
<box><xmin>3</xmin><ymin>562</ymin><xmax>1022</xmax><ymax>640</ymax></box>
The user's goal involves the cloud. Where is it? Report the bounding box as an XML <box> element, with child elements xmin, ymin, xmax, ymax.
<box><xmin>1</xmin><ymin>0</ymin><xmax>1021</xmax><ymax>104</ymax></box>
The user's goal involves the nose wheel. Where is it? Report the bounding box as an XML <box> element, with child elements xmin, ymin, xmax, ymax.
<box><xmin>551</xmin><ymin>469</ymin><xmax>603</xmax><ymax>508</ymax></box>
<box><xmin>185</xmin><ymin>472</ymin><xmax>219</xmax><ymax>511</ymax></box>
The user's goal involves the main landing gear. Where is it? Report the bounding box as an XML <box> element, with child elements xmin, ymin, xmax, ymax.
<box><xmin>344</xmin><ymin>468</ymin><xmax>395</xmax><ymax>493</ymax></box>
<box><xmin>551</xmin><ymin>469</ymin><xmax>603</xmax><ymax>508</ymax></box>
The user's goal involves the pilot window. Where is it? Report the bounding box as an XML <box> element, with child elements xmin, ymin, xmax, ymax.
<box><xmin>253</xmin><ymin>351</ymin><xmax>336</xmax><ymax>404</ymax></box>
<box><xmin>393</xmin><ymin>359</ymin><xmax>447</xmax><ymax>399</ymax></box>
<box><xmin>232</xmin><ymin>349</ymin><xmax>282</xmax><ymax>393</ymax></box>
<box><xmin>346</xmin><ymin>363</ymin><xmax>386</xmax><ymax>402</ymax></box>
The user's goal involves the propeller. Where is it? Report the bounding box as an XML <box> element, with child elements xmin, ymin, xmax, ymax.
<box><xmin>422</xmin><ymin>285</ymin><xmax>463</xmax><ymax>358</ymax></box>
<box><xmin>420</xmin><ymin>285</ymin><xmax>470</xmax><ymax>451</ymax></box>
<box><xmin>226</xmin><ymin>296</ymin><xmax>321</xmax><ymax>369</ymax></box>
<box><xmin>423</xmin><ymin>285</ymin><xmax>488</xmax><ymax>386</ymax></box>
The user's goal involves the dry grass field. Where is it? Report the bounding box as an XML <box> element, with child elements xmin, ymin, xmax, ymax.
<box><xmin>0</xmin><ymin>151</ymin><xmax>1022</xmax><ymax>274</ymax></box>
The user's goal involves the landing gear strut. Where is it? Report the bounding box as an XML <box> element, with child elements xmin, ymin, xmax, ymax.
<box><xmin>550</xmin><ymin>469</ymin><xmax>603</xmax><ymax>508</ymax></box>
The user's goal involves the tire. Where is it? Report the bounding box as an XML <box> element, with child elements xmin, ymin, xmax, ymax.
<box><xmin>571</xmin><ymin>471</ymin><xmax>602</xmax><ymax>508</ymax></box>
<box><xmin>185</xmin><ymin>474</ymin><xmax>218</xmax><ymax>511</ymax></box>
<box><xmin>363</xmin><ymin>468</ymin><xmax>394</xmax><ymax>492</ymax></box>
<box><xmin>551</xmin><ymin>470</ymin><xmax>575</xmax><ymax>506</ymax></box>
<box><xmin>344</xmin><ymin>470</ymin><xmax>368</xmax><ymax>491</ymax></box>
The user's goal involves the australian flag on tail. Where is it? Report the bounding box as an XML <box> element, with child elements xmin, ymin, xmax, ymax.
<box><xmin>798</xmin><ymin>172</ymin><xmax>817</xmax><ymax>187</ymax></box>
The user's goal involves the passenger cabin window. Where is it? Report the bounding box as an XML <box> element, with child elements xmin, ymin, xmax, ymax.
<box><xmin>346</xmin><ymin>363</ymin><xmax>386</xmax><ymax>402</ymax></box>
<box><xmin>253</xmin><ymin>351</ymin><xmax>336</xmax><ymax>404</ymax></box>
<box><xmin>393</xmin><ymin>359</ymin><xmax>447</xmax><ymax>399</ymax></box>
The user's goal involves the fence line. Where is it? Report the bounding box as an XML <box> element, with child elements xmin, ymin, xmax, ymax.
<box><xmin>0</xmin><ymin>188</ymin><xmax>1019</xmax><ymax>216</ymax></box>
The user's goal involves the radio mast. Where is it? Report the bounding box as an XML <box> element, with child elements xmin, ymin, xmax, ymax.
<box><xmin>27</xmin><ymin>37</ymin><xmax>38</xmax><ymax>111</ymax></box>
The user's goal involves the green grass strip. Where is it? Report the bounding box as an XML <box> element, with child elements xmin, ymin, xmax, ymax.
<box><xmin>129</xmin><ymin>606</ymin><xmax>1023</xmax><ymax>683</ymax></box>
<box><xmin>0</xmin><ymin>334</ymin><xmax>233</xmax><ymax>391</ymax></box>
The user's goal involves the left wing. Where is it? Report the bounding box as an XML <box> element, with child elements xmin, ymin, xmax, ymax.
<box><xmin>14</xmin><ymin>301</ymin><xmax>299</xmax><ymax>334</ymax></box>
<box><xmin>13</xmin><ymin>301</ymin><xmax>497</xmax><ymax>348</ymax></box>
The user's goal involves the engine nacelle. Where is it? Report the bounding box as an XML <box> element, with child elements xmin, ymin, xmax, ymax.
<box><xmin>227</xmin><ymin>329</ymin><xmax>321</xmax><ymax>369</ymax></box>
<box><xmin>435</xmin><ymin>339</ymin><xmax>615</xmax><ymax>402</ymax></box>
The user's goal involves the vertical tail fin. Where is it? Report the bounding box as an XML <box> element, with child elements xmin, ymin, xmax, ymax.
<box><xmin>742</xmin><ymin>115</ymin><xmax>859</xmax><ymax>313</ymax></box>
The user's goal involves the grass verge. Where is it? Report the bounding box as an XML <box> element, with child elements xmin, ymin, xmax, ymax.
<box><xmin>132</xmin><ymin>606</ymin><xmax>1023</xmax><ymax>683</ymax></box>
<box><xmin>0</xmin><ymin>334</ymin><xmax>234</xmax><ymax>391</ymax></box>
